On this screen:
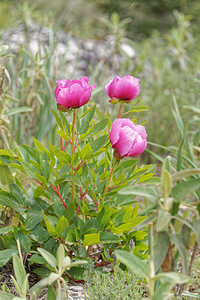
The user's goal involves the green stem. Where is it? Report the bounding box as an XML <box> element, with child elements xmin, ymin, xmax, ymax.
<box><xmin>71</xmin><ymin>109</ymin><xmax>77</xmax><ymax>203</ymax></box>
<box><xmin>101</xmin><ymin>158</ymin><xmax>117</xmax><ymax>206</ymax></box>
<box><xmin>117</xmin><ymin>102</ymin><xmax>123</xmax><ymax>118</ymax></box>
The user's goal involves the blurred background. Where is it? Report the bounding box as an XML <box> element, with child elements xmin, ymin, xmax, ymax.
<box><xmin>0</xmin><ymin>0</ymin><xmax>200</xmax><ymax>159</ymax></box>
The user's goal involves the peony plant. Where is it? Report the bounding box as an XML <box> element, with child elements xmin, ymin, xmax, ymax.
<box><xmin>0</xmin><ymin>74</ymin><xmax>152</xmax><ymax>283</ymax></box>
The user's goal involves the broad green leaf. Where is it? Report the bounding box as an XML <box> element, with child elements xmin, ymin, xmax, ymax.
<box><xmin>55</xmin><ymin>216</ymin><xmax>69</xmax><ymax>236</ymax></box>
<box><xmin>172</xmin><ymin>178</ymin><xmax>200</xmax><ymax>202</ymax></box>
<box><xmin>10</xmin><ymin>184</ymin><xmax>28</xmax><ymax>206</ymax></box>
<box><xmin>154</xmin><ymin>271</ymin><xmax>188</xmax><ymax>284</ymax></box>
<box><xmin>47</xmin><ymin>285</ymin><xmax>56</xmax><ymax>300</ymax></box>
<box><xmin>119</xmin><ymin>186</ymin><xmax>158</xmax><ymax>200</ymax></box>
<box><xmin>0</xmin><ymin>248</ymin><xmax>18</xmax><ymax>267</ymax></box>
<box><xmin>154</xmin><ymin>231</ymin><xmax>170</xmax><ymax>272</ymax></box>
<box><xmin>0</xmin><ymin>165</ymin><xmax>13</xmax><ymax>186</ymax></box>
<box><xmin>92</xmin><ymin>118</ymin><xmax>108</xmax><ymax>134</ymax></box>
<box><xmin>13</xmin><ymin>255</ymin><xmax>27</xmax><ymax>290</ymax></box>
<box><xmin>48</xmin><ymin>272</ymin><xmax>60</xmax><ymax>285</ymax></box>
<box><xmin>113</xmin><ymin>218</ymin><xmax>146</xmax><ymax>235</ymax></box>
<box><xmin>92</xmin><ymin>135</ymin><xmax>108</xmax><ymax>153</ymax></box>
<box><xmin>56</xmin><ymin>244</ymin><xmax>65</xmax><ymax>270</ymax></box>
<box><xmin>83</xmin><ymin>233</ymin><xmax>100</xmax><ymax>246</ymax></box>
<box><xmin>172</xmin><ymin>169</ymin><xmax>200</xmax><ymax>181</ymax></box>
<box><xmin>100</xmin><ymin>231</ymin><xmax>121</xmax><ymax>244</ymax></box>
<box><xmin>115</xmin><ymin>250</ymin><xmax>148</xmax><ymax>278</ymax></box>
<box><xmin>156</xmin><ymin>210</ymin><xmax>171</xmax><ymax>232</ymax></box>
<box><xmin>0</xmin><ymin>226</ymin><xmax>14</xmax><ymax>235</ymax></box>
<box><xmin>25</xmin><ymin>212</ymin><xmax>43</xmax><ymax>230</ymax></box>
<box><xmin>171</xmin><ymin>233</ymin><xmax>188</xmax><ymax>274</ymax></box>
<box><xmin>37</xmin><ymin>248</ymin><xmax>57</xmax><ymax>269</ymax></box>
<box><xmin>79</xmin><ymin>143</ymin><xmax>92</xmax><ymax>160</ymax></box>
<box><xmin>153</xmin><ymin>282</ymin><xmax>174</xmax><ymax>300</ymax></box>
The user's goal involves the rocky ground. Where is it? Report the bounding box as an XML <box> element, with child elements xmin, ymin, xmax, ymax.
<box><xmin>1</xmin><ymin>21</ymin><xmax>136</xmax><ymax>79</ymax></box>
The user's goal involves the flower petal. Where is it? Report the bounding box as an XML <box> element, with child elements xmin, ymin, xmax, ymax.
<box><xmin>127</xmin><ymin>137</ymin><xmax>147</xmax><ymax>157</ymax></box>
<box><xmin>110</xmin><ymin>119</ymin><xmax>123</xmax><ymax>146</ymax></box>
<box><xmin>114</xmin><ymin>126</ymin><xmax>136</xmax><ymax>156</ymax></box>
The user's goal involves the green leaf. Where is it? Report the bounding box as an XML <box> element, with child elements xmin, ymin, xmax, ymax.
<box><xmin>172</xmin><ymin>169</ymin><xmax>200</xmax><ymax>181</ymax></box>
<box><xmin>55</xmin><ymin>216</ymin><xmax>69</xmax><ymax>236</ymax></box>
<box><xmin>10</xmin><ymin>183</ymin><xmax>28</xmax><ymax>206</ymax></box>
<box><xmin>83</xmin><ymin>233</ymin><xmax>100</xmax><ymax>246</ymax></box>
<box><xmin>47</xmin><ymin>285</ymin><xmax>56</xmax><ymax>300</ymax></box>
<box><xmin>56</xmin><ymin>244</ymin><xmax>65</xmax><ymax>270</ymax></box>
<box><xmin>5</xmin><ymin>106</ymin><xmax>33</xmax><ymax>116</ymax></box>
<box><xmin>161</xmin><ymin>170</ymin><xmax>172</xmax><ymax>199</ymax></box>
<box><xmin>0</xmin><ymin>226</ymin><xmax>14</xmax><ymax>235</ymax></box>
<box><xmin>13</xmin><ymin>255</ymin><xmax>27</xmax><ymax>290</ymax></box>
<box><xmin>25</xmin><ymin>212</ymin><xmax>43</xmax><ymax>230</ymax></box>
<box><xmin>92</xmin><ymin>118</ymin><xmax>108</xmax><ymax>134</ymax></box>
<box><xmin>92</xmin><ymin>135</ymin><xmax>108</xmax><ymax>152</ymax></box>
<box><xmin>100</xmin><ymin>231</ymin><xmax>121</xmax><ymax>244</ymax></box>
<box><xmin>0</xmin><ymin>165</ymin><xmax>13</xmax><ymax>186</ymax></box>
<box><xmin>113</xmin><ymin>218</ymin><xmax>146</xmax><ymax>235</ymax></box>
<box><xmin>154</xmin><ymin>231</ymin><xmax>170</xmax><ymax>272</ymax></box>
<box><xmin>0</xmin><ymin>291</ymin><xmax>14</xmax><ymax>299</ymax></box>
<box><xmin>193</xmin><ymin>218</ymin><xmax>200</xmax><ymax>246</ymax></box>
<box><xmin>156</xmin><ymin>210</ymin><xmax>171</xmax><ymax>232</ymax></box>
<box><xmin>154</xmin><ymin>271</ymin><xmax>188</xmax><ymax>284</ymax></box>
<box><xmin>172</xmin><ymin>178</ymin><xmax>200</xmax><ymax>202</ymax></box>
<box><xmin>119</xmin><ymin>186</ymin><xmax>158</xmax><ymax>200</ymax></box>
<box><xmin>37</xmin><ymin>248</ymin><xmax>57</xmax><ymax>269</ymax></box>
<box><xmin>152</xmin><ymin>282</ymin><xmax>174</xmax><ymax>300</ymax></box>
<box><xmin>0</xmin><ymin>248</ymin><xmax>17</xmax><ymax>267</ymax></box>
<box><xmin>171</xmin><ymin>233</ymin><xmax>188</xmax><ymax>274</ymax></box>
<box><xmin>79</xmin><ymin>143</ymin><xmax>92</xmax><ymax>160</ymax></box>
<box><xmin>115</xmin><ymin>250</ymin><xmax>148</xmax><ymax>278</ymax></box>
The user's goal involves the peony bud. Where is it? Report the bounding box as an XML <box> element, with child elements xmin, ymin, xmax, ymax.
<box><xmin>110</xmin><ymin>118</ymin><xmax>147</xmax><ymax>158</ymax></box>
<box><xmin>105</xmin><ymin>75</ymin><xmax>139</xmax><ymax>102</ymax></box>
<box><xmin>54</xmin><ymin>77</ymin><xmax>95</xmax><ymax>109</ymax></box>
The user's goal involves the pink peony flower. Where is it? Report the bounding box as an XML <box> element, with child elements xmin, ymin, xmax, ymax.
<box><xmin>54</xmin><ymin>77</ymin><xmax>95</xmax><ymax>109</ymax></box>
<box><xmin>105</xmin><ymin>75</ymin><xmax>140</xmax><ymax>101</ymax></box>
<box><xmin>110</xmin><ymin>118</ymin><xmax>147</xmax><ymax>157</ymax></box>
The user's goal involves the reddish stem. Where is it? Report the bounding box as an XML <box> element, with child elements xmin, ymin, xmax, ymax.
<box><xmin>94</xmin><ymin>261</ymin><xmax>111</xmax><ymax>269</ymax></box>
<box><xmin>60</xmin><ymin>137</ymin><xmax>64</xmax><ymax>151</ymax></box>
<box><xmin>50</xmin><ymin>184</ymin><xmax>68</xmax><ymax>209</ymax></box>
<box><xmin>63</xmin><ymin>141</ymin><xmax>70</xmax><ymax>150</ymax></box>
<box><xmin>76</xmin><ymin>160</ymin><xmax>86</xmax><ymax>171</ymax></box>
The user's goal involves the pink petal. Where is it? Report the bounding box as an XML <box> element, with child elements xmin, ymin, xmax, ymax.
<box><xmin>114</xmin><ymin>126</ymin><xmax>136</xmax><ymax>156</ymax></box>
<box><xmin>134</xmin><ymin>124</ymin><xmax>147</xmax><ymax>140</ymax></box>
<box><xmin>80</xmin><ymin>88</ymin><xmax>92</xmax><ymax>106</ymax></box>
<box><xmin>127</xmin><ymin>137</ymin><xmax>147</xmax><ymax>157</ymax></box>
<box><xmin>121</xmin><ymin>118</ymin><xmax>135</xmax><ymax>130</ymax></box>
<box><xmin>114</xmin><ymin>76</ymin><xmax>139</xmax><ymax>100</ymax></box>
<box><xmin>110</xmin><ymin>119</ymin><xmax>123</xmax><ymax>145</ymax></box>
<box><xmin>105</xmin><ymin>75</ymin><xmax>120</xmax><ymax>98</ymax></box>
